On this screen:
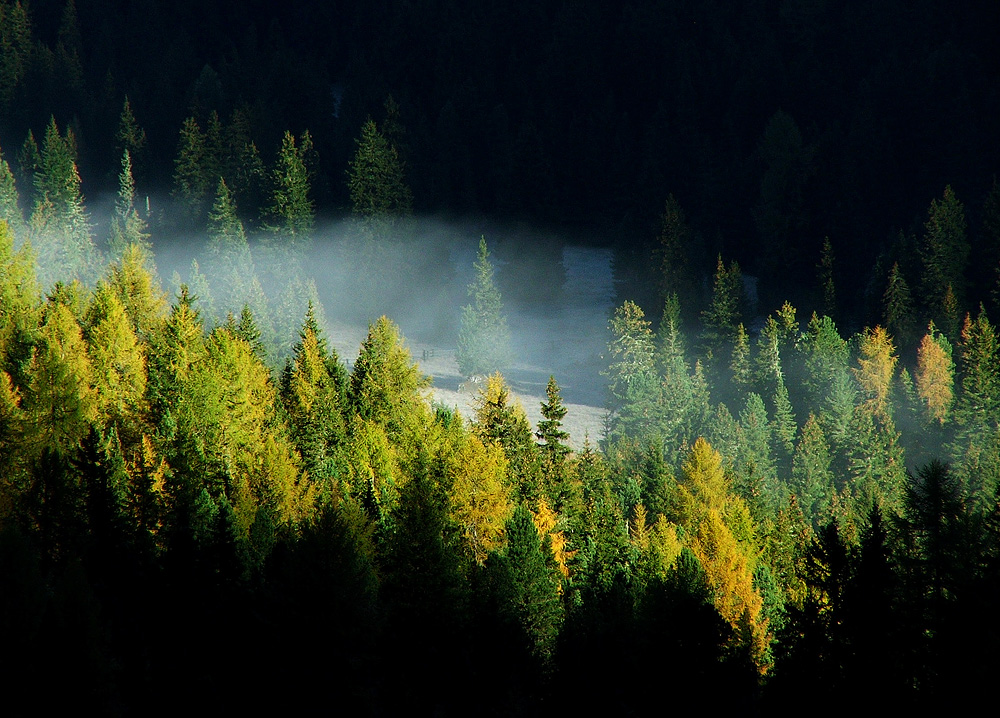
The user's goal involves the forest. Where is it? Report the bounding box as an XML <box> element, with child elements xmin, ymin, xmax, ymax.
<box><xmin>2</xmin><ymin>0</ymin><xmax>1000</xmax><ymax>714</ymax></box>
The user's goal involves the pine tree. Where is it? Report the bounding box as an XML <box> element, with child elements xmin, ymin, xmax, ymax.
<box><xmin>473</xmin><ymin>373</ymin><xmax>541</xmax><ymax>505</ymax></box>
<box><xmin>921</xmin><ymin>185</ymin><xmax>969</xmax><ymax>321</ymax></box>
<box><xmin>266</xmin><ymin>130</ymin><xmax>314</xmax><ymax>244</ymax></box>
<box><xmin>954</xmin><ymin>307</ymin><xmax>999</xmax><ymax>441</ymax></box>
<box><xmin>116</xmin><ymin>96</ymin><xmax>147</xmax><ymax>181</ymax></box>
<box><xmin>701</xmin><ymin>255</ymin><xmax>743</xmax><ymax>358</ymax></box>
<box><xmin>818</xmin><ymin>237</ymin><xmax>837</xmax><ymax>320</ymax></box>
<box><xmin>0</xmin><ymin>1</ymin><xmax>33</xmax><ymax>107</ymax></box>
<box><xmin>731</xmin><ymin>323</ymin><xmax>753</xmax><ymax>390</ymax></box>
<box><xmin>108</xmin><ymin>150</ymin><xmax>150</xmax><ymax>260</ymax></box>
<box><xmin>491</xmin><ymin>504</ymin><xmax>565</xmax><ymax>667</ymax></box>
<box><xmin>882</xmin><ymin>261</ymin><xmax>914</xmax><ymax>346</ymax></box>
<box><xmin>172</xmin><ymin>116</ymin><xmax>209</xmax><ymax>220</ymax></box>
<box><xmin>653</xmin><ymin>194</ymin><xmax>696</xmax><ymax>308</ymax></box>
<box><xmin>456</xmin><ymin>236</ymin><xmax>513</xmax><ymax>378</ymax></box>
<box><xmin>0</xmin><ymin>145</ymin><xmax>24</xmax><ymax>237</ymax></box>
<box><xmin>537</xmin><ymin>375</ymin><xmax>572</xmax><ymax>510</ymax></box>
<box><xmin>349</xmin><ymin>315</ymin><xmax>430</xmax><ymax>439</ymax></box>
<box><xmin>791</xmin><ymin>414</ymin><xmax>834</xmax><ymax>528</ymax></box>
<box><xmin>346</xmin><ymin>118</ymin><xmax>412</xmax><ymax>240</ymax></box>
<box><xmin>30</xmin><ymin>117</ymin><xmax>96</xmax><ymax>284</ymax></box>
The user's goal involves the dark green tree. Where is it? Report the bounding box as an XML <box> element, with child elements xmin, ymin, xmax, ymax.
<box><xmin>172</xmin><ymin>116</ymin><xmax>209</xmax><ymax>220</ymax></box>
<box><xmin>883</xmin><ymin>261</ymin><xmax>915</xmax><ymax>346</ymax></box>
<box><xmin>701</xmin><ymin>255</ymin><xmax>743</xmax><ymax>360</ymax></box>
<box><xmin>346</xmin><ymin>118</ymin><xmax>412</xmax><ymax>240</ymax></box>
<box><xmin>456</xmin><ymin>236</ymin><xmax>513</xmax><ymax>378</ymax></box>
<box><xmin>490</xmin><ymin>504</ymin><xmax>565</xmax><ymax>668</ymax></box>
<box><xmin>265</xmin><ymin>131</ymin><xmax>314</xmax><ymax>244</ymax></box>
<box><xmin>920</xmin><ymin>185</ymin><xmax>969</xmax><ymax>322</ymax></box>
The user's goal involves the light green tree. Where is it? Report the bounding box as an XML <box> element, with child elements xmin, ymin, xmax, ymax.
<box><xmin>456</xmin><ymin>236</ymin><xmax>513</xmax><ymax>378</ymax></box>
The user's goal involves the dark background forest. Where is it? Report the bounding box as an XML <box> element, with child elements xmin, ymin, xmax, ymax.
<box><xmin>2</xmin><ymin>0</ymin><xmax>1000</xmax><ymax>715</ymax></box>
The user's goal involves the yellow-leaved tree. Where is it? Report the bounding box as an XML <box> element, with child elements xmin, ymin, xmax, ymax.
<box><xmin>677</xmin><ymin>437</ymin><xmax>771</xmax><ymax>672</ymax></box>
<box><xmin>448</xmin><ymin>433</ymin><xmax>512</xmax><ymax>564</ymax></box>
<box><xmin>853</xmin><ymin>325</ymin><xmax>897</xmax><ymax>421</ymax></box>
<box><xmin>914</xmin><ymin>321</ymin><xmax>954</xmax><ymax>425</ymax></box>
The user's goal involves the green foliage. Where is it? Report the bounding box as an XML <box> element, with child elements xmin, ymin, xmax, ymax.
<box><xmin>0</xmin><ymin>146</ymin><xmax>24</xmax><ymax>237</ymax></box>
<box><xmin>348</xmin><ymin>315</ymin><xmax>429</xmax><ymax>440</ymax></box>
<box><xmin>920</xmin><ymin>185</ymin><xmax>969</xmax><ymax>319</ymax></box>
<box><xmin>701</xmin><ymin>255</ymin><xmax>743</xmax><ymax>358</ymax></box>
<box><xmin>172</xmin><ymin>116</ymin><xmax>210</xmax><ymax>220</ymax></box>
<box><xmin>108</xmin><ymin>150</ymin><xmax>150</xmax><ymax>261</ymax></box>
<box><xmin>491</xmin><ymin>504</ymin><xmax>565</xmax><ymax>667</ymax></box>
<box><xmin>265</xmin><ymin>131</ymin><xmax>314</xmax><ymax>244</ymax></box>
<box><xmin>29</xmin><ymin>117</ymin><xmax>97</xmax><ymax>285</ymax></box>
<box><xmin>456</xmin><ymin>236</ymin><xmax>512</xmax><ymax>378</ymax></box>
<box><xmin>346</xmin><ymin>118</ymin><xmax>412</xmax><ymax>240</ymax></box>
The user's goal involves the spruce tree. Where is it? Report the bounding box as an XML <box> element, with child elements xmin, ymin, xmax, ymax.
<box><xmin>456</xmin><ymin>236</ymin><xmax>513</xmax><ymax>378</ymax></box>
<box><xmin>172</xmin><ymin>116</ymin><xmax>209</xmax><ymax>220</ymax></box>
<box><xmin>0</xmin><ymin>145</ymin><xmax>23</xmax><ymax>237</ymax></box>
<box><xmin>346</xmin><ymin>118</ymin><xmax>412</xmax><ymax>240</ymax></box>
<box><xmin>920</xmin><ymin>185</ymin><xmax>969</xmax><ymax>321</ymax></box>
<box><xmin>108</xmin><ymin>150</ymin><xmax>150</xmax><ymax>260</ymax></box>
<box><xmin>116</xmin><ymin>96</ymin><xmax>147</xmax><ymax>181</ymax></box>
<box><xmin>266</xmin><ymin>131</ymin><xmax>314</xmax><ymax>244</ymax></box>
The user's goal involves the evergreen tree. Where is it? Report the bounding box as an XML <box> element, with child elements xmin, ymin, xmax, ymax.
<box><xmin>882</xmin><ymin>261</ymin><xmax>915</xmax><ymax>347</ymax></box>
<box><xmin>116</xmin><ymin>96</ymin><xmax>147</xmax><ymax>181</ymax></box>
<box><xmin>920</xmin><ymin>185</ymin><xmax>969</xmax><ymax>323</ymax></box>
<box><xmin>346</xmin><ymin>118</ymin><xmax>412</xmax><ymax>240</ymax></box>
<box><xmin>348</xmin><ymin>315</ymin><xmax>429</xmax><ymax>439</ymax></box>
<box><xmin>0</xmin><ymin>145</ymin><xmax>23</xmax><ymax>237</ymax></box>
<box><xmin>653</xmin><ymin>194</ymin><xmax>696</xmax><ymax>308</ymax></box>
<box><xmin>108</xmin><ymin>150</ymin><xmax>150</xmax><ymax>260</ymax></box>
<box><xmin>954</xmin><ymin>307</ymin><xmax>999</xmax><ymax>444</ymax></box>
<box><xmin>473</xmin><ymin>373</ymin><xmax>541</xmax><ymax>505</ymax></box>
<box><xmin>791</xmin><ymin>414</ymin><xmax>834</xmax><ymax>528</ymax></box>
<box><xmin>537</xmin><ymin>375</ymin><xmax>573</xmax><ymax>511</ymax></box>
<box><xmin>266</xmin><ymin>130</ymin><xmax>314</xmax><ymax>244</ymax></box>
<box><xmin>491</xmin><ymin>504</ymin><xmax>565</xmax><ymax>667</ymax></box>
<box><xmin>172</xmin><ymin>116</ymin><xmax>209</xmax><ymax>220</ymax></box>
<box><xmin>817</xmin><ymin>237</ymin><xmax>837</xmax><ymax>320</ymax></box>
<box><xmin>456</xmin><ymin>236</ymin><xmax>513</xmax><ymax>378</ymax></box>
<box><xmin>30</xmin><ymin>117</ymin><xmax>96</xmax><ymax>285</ymax></box>
<box><xmin>701</xmin><ymin>255</ymin><xmax>743</xmax><ymax>359</ymax></box>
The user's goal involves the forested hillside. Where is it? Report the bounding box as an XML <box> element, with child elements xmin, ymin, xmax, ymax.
<box><xmin>2</xmin><ymin>0</ymin><xmax>1000</xmax><ymax>714</ymax></box>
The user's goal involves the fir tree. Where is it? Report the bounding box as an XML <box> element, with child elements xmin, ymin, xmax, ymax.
<box><xmin>818</xmin><ymin>237</ymin><xmax>837</xmax><ymax>320</ymax></box>
<box><xmin>0</xmin><ymin>145</ymin><xmax>23</xmax><ymax>237</ymax></box>
<box><xmin>346</xmin><ymin>118</ymin><xmax>412</xmax><ymax>240</ymax></box>
<box><xmin>172</xmin><ymin>116</ymin><xmax>209</xmax><ymax>220</ymax></box>
<box><xmin>116</xmin><ymin>96</ymin><xmax>147</xmax><ymax>181</ymax></box>
<box><xmin>882</xmin><ymin>261</ymin><xmax>914</xmax><ymax>347</ymax></box>
<box><xmin>920</xmin><ymin>185</ymin><xmax>969</xmax><ymax>321</ymax></box>
<box><xmin>456</xmin><ymin>236</ymin><xmax>513</xmax><ymax>378</ymax></box>
<box><xmin>266</xmin><ymin>130</ymin><xmax>314</xmax><ymax>244</ymax></box>
<box><xmin>108</xmin><ymin>150</ymin><xmax>150</xmax><ymax>260</ymax></box>
<box><xmin>701</xmin><ymin>254</ymin><xmax>743</xmax><ymax>359</ymax></box>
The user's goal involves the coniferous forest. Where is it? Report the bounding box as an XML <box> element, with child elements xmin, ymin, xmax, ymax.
<box><xmin>2</xmin><ymin>1</ymin><xmax>1000</xmax><ymax>714</ymax></box>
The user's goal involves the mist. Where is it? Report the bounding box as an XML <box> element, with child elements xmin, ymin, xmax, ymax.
<box><xmin>139</xmin><ymin>214</ymin><xmax>616</xmax><ymax>448</ymax></box>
